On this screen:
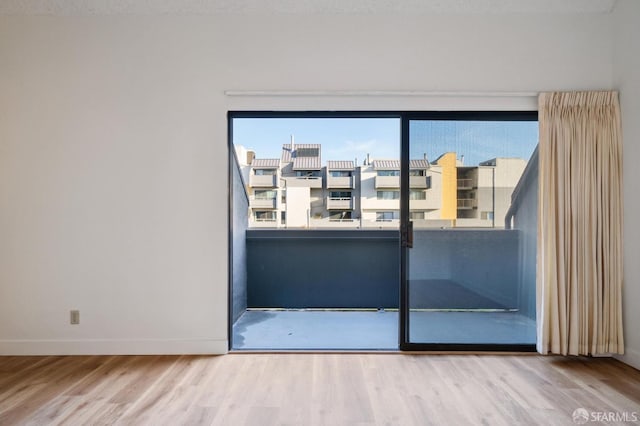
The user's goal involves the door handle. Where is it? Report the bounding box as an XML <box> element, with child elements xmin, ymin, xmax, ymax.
<box><xmin>402</xmin><ymin>221</ymin><xmax>414</xmax><ymax>248</ymax></box>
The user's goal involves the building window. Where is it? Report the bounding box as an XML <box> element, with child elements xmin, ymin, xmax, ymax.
<box><xmin>255</xmin><ymin>169</ymin><xmax>276</xmax><ymax>176</ymax></box>
<box><xmin>410</xmin><ymin>190</ymin><xmax>426</xmax><ymax>200</ymax></box>
<box><xmin>254</xmin><ymin>189</ymin><xmax>277</xmax><ymax>200</ymax></box>
<box><xmin>377</xmin><ymin>191</ymin><xmax>400</xmax><ymax>200</ymax></box>
<box><xmin>377</xmin><ymin>170</ymin><xmax>400</xmax><ymax>177</ymax></box>
<box><xmin>330</xmin><ymin>211</ymin><xmax>352</xmax><ymax>220</ymax></box>
<box><xmin>410</xmin><ymin>211</ymin><xmax>425</xmax><ymax>220</ymax></box>
<box><xmin>296</xmin><ymin>170</ymin><xmax>321</xmax><ymax>178</ymax></box>
<box><xmin>255</xmin><ymin>211</ymin><xmax>277</xmax><ymax>222</ymax></box>
<box><xmin>376</xmin><ymin>211</ymin><xmax>399</xmax><ymax>222</ymax></box>
<box><xmin>330</xmin><ymin>191</ymin><xmax>351</xmax><ymax>199</ymax></box>
<box><xmin>330</xmin><ymin>171</ymin><xmax>352</xmax><ymax>177</ymax></box>
<box><xmin>409</xmin><ymin>170</ymin><xmax>425</xmax><ymax>176</ymax></box>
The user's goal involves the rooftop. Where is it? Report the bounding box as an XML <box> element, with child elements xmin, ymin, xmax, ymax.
<box><xmin>372</xmin><ymin>159</ymin><xmax>430</xmax><ymax>170</ymax></box>
<box><xmin>251</xmin><ymin>158</ymin><xmax>280</xmax><ymax>168</ymax></box>
<box><xmin>327</xmin><ymin>160</ymin><xmax>355</xmax><ymax>170</ymax></box>
<box><xmin>281</xmin><ymin>143</ymin><xmax>322</xmax><ymax>170</ymax></box>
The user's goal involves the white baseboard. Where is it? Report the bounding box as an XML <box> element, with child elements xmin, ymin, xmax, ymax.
<box><xmin>615</xmin><ymin>347</ymin><xmax>640</xmax><ymax>370</ymax></box>
<box><xmin>0</xmin><ymin>339</ymin><xmax>228</xmax><ymax>356</ymax></box>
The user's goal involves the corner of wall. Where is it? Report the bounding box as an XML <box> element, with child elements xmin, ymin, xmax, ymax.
<box><xmin>612</xmin><ymin>0</ymin><xmax>640</xmax><ymax>371</ymax></box>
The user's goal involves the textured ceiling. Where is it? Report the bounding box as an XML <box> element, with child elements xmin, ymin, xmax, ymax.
<box><xmin>0</xmin><ymin>0</ymin><xmax>618</xmax><ymax>16</ymax></box>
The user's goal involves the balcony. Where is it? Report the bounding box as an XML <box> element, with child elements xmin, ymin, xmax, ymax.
<box><xmin>410</xmin><ymin>176</ymin><xmax>429</xmax><ymax>188</ymax></box>
<box><xmin>286</xmin><ymin>176</ymin><xmax>323</xmax><ymax>189</ymax></box>
<box><xmin>232</xmin><ymin>226</ymin><xmax>538</xmax><ymax>349</ymax></box>
<box><xmin>231</xmin><ymin>146</ymin><xmax>538</xmax><ymax>350</ymax></box>
<box><xmin>409</xmin><ymin>199</ymin><xmax>440</xmax><ymax>210</ymax></box>
<box><xmin>242</xmin><ymin>228</ymin><xmax>529</xmax><ymax>312</ymax></box>
<box><xmin>250</xmin><ymin>174</ymin><xmax>277</xmax><ymax>187</ymax></box>
<box><xmin>457</xmin><ymin>198</ymin><xmax>476</xmax><ymax>209</ymax></box>
<box><xmin>326</xmin><ymin>196</ymin><xmax>354</xmax><ymax>210</ymax></box>
<box><xmin>250</xmin><ymin>197</ymin><xmax>277</xmax><ymax>209</ymax></box>
<box><xmin>375</xmin><ymin>175</ymin><xmax>428</xmax><ymax>188</ymax></box>
<box><xmin>327</xmin><ymin>175</ymin><xmax>355</xmax><ymax>189</ymax></box>
<box><xmin>375</xmin><ymin>175</ymin><xmax>400</xmax><ymax>188</ymax></box>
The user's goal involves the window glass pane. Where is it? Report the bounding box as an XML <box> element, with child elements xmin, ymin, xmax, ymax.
<box><xmin>377</xmin><ymin>170</ymin><xmax>400</xmax><ymax>176</ymax></box>
<box><xmin>255</xmin><ymin>169</ymin><xmax>277</xmax><ymax>176</ymax></box>
<box><xmin>376</xmin><ymin>211</ymin><xmax>399</xmax><ymax>221</ymax></box>
<box><xmin>330</xmin><ymin>191</ymin><xmax>351</xmax><ymax>198</ymax></box>
<box><xmin>255</xmin><ymin>190</ymin><xmax>277</xmax><ymax>199</ymax></box>
<box><xmin>410</xmin><ymin>190</ymin><xmax>426</xmax><ymax>200</ymax></box>
<box><xmin>408</xmin><ymin>119</ymin><xmax>538</xmax><ymax>346</ymax></box>
<box><xmin>330</xmin><ymin>211</ymin><xmax>352</xmax><ymax>220</ymax></box>
<box><xmin>377</xmin><ymin>191</ymin><xmax>400</xmax><ymax>200</ymax></box>
<box><xmin>296</xmin><ymin>171</ymin><xmax>321</xmax><ymax>178</ymax></box>
<box><xmin>255</xmin><ymin>211</ymin><xmax>277</xmax><ymax>221</ymax></box>
<box><xmin>233</xmin><ymin>117</ymin><xmax>399</xmax><ymax>230</ymax></box>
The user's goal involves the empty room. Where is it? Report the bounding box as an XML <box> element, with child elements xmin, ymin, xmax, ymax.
<box><xmin>1</xmin><ymin>0</ymin><xmax>640</xmax><ymax>424</ymax></box>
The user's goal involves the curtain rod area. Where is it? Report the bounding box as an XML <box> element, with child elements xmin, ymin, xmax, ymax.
<box><xmin>224</xmin><ymin>90</ymin><xmax>539</xmax><ymax>98</ymax></box>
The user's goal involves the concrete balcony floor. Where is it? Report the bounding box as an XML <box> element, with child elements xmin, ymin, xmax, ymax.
<box><xmin>232</xmin><ymin>310</ymin><xmax>535</xmax><ymax>350</ymax></box>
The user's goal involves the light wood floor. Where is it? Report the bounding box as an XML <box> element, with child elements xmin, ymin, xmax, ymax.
<box><xmin>1</xmin><ymin>354</ymin><xmax>639</xmax><ymax>425</ymax></box>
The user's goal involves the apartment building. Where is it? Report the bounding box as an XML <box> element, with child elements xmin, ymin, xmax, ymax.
<box><xmin>240</xmin><ymin>143</ymin><xmax>528</xmax><ymax>229</ymax></box>
<box><xmin>359</xmin><ymin>158</ymin><xmax>435</xmax><ymax>228</ymax></box>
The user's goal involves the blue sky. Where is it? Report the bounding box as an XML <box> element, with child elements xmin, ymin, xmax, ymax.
<box><xmin>232</xmin><ymin>118</ymin><xmax>538</xmax><ymax>167</ymax></box>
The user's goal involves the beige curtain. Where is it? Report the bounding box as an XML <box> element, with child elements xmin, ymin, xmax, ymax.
<box><xmin>537</xmin><ymin>91</ymin><xmax>624</xmax><ymax>355</ymax></box>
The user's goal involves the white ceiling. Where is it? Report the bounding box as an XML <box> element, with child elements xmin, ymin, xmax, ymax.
<box><xmin>0</xmin><ymin>0</ymin><xmax>618</xmax><ymax>16</ymax></box>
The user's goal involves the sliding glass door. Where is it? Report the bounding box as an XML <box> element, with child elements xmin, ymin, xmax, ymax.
<box><xmin>400</xmin><ymin>113</ymin><xmax>538</xmax><ymax>350</ymax></box>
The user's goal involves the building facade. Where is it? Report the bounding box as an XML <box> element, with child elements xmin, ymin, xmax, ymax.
<box><xmin>237</xmin><ymin>142</ymin><xmax>527</xmax><ymax>229</ymax></box>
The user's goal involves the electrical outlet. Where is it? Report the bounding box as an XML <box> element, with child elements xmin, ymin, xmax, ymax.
<box><xmin>70</xmin><ymin>310</ymin><xmax>80</xmax><ymax>325</ymax></box>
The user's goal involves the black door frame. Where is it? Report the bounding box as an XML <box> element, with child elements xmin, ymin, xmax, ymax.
<box><xmin>228</xmin><ymin>110</ymin><xmax>537</xmax><ymax>352</ymax></box>
<box><xmin>399</xmin><ymin>111</ymin><xmax>538</xmax><ymax>351</ymax></box>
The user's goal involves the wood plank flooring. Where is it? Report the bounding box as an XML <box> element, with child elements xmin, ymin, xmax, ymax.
<box><xmin>0</xmin><ymin>354</ymin><xmax>639</xmax><ymax>425</ymax></box>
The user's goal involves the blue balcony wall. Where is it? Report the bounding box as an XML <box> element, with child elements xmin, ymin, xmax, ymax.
<box><xmin>409</xmin><ymin>230</ymin><xmax>520</xmax><ymax>309</ymax></box>
<box><xmin>507</xmin><ymin>149</ymin><xmax>539</xmax><ymax>320</ymax></box>
<box><xmin>247</xmin><ymin>230</ymin><xmax>399</xmax><ymax>308</ymax></box>
<box><xmin>246</xmin><ymin>229</ymin><xmax>525</xmax><ymax>310</ymax></box>
<box><xmin>231</xmin><ymin>152</ymin><xmax>249</xmax><ymax>323</ymax></box>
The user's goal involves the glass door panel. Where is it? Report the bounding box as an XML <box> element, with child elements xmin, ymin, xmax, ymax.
<box><xmin>402</xmin><ymin>115</ymin><xmax>538</xmax><ymax>349</ymax></box>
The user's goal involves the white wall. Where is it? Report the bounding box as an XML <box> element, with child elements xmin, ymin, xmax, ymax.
<box><xmin>0</xmin><ymin>12</ymin><xmax>615</xmax><ymax>354</ymax></box>
<box><xmin>285</xmin><ymin>187</ymin><xmax>311</xmax><ymax>228</ymax></box>
<box><xmin>613</xmin><ymin>0</ymin><xmax>640</xmax><ymax>370</ymax></box>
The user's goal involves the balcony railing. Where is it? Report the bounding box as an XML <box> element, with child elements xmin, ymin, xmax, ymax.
<box><xmin>409</xmin><ymin>199</ymin><xmax>440</xmax><ymax>210</ymax></box>
<box><xmin>250</xmin><ymin>174</ymin><xmax>277</xmax><ymax>187</ymax></box>
<box><xmin>375</xmin><ymin>175</ymin><xmax>428</xmax><ymax>188</ymax></box>
<box><xmin>286</xmin><ymin>176</ymin><xmax>323</xmax><ymax>188</ymax></box>
<box><xmin>327</xmin><ymin>196</ymin><xmax>354</xmax><ymax>210</ymax></box>
<box><xmin>457</xmin><ymin>198</ymin><xmax>476</xmax><ymax>209</ymax></box>
<box><xmin>245</xmin><ymin>228</ymin><xmax>525</xmax><ymax>312</ymax></box>
<box><xmin>327</xmin><ymin>175</ymin><xmax>355</xmax><ymax>189</ymax></box>
<box><xmin>375</xmin><ymin>175</ymin><xmax>400</xmax><ymax>189</ymax></box>
<box><xmin>410</xmin><ymin>176</ymin><xmax>428</xmax><ymax>188</ymax></box>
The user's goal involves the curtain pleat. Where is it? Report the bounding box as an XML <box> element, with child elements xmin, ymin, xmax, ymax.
<box><xmin>537</xmin><ymin>91</ymin><xmax>624</xmax><ymax>356</ymax></box>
